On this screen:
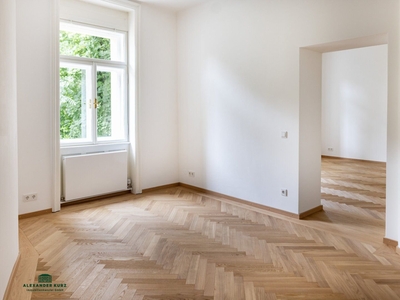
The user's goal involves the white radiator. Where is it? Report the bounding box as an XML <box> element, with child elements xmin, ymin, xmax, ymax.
<box><xmin>62</xmin><ymin>150</ymin><xmax>128</xmax><ymax>201</ymax></box>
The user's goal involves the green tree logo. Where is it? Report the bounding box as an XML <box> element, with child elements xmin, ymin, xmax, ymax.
<box><xmin>38</xmin><ymin>274</ymin><xmax>52</xmax><ymax>283</ymax></box>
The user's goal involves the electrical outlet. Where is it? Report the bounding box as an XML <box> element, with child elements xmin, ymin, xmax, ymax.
<box><xmin>188</xmin><ymin>171</ymin><xmax>195</xmax><ymax>177</ymax></box>
<box><xmin>328</xmin><ymin>147</ymin><xmax>333</xmax><ymax>151</ymax></box>
<box><xmin>23</xmin><ymin>193</ymin><xmax>38</xmax><ymax>202</ymax></box>
<box><xmin>281</xmin><ymin>189</ymin><xmax>288</xmax><ymax>197</ymax></box>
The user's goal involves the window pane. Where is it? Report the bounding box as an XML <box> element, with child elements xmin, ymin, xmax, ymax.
<box><xmin>96</xmin><ymin>68</ymin><xmax>126</xmax><ymax>141</ymax></box>
<box><xmin>96</xmin><ymin>70</ymin><xmax>111</xmax><ymax>137</ymax></box>
<box><xmin>60</xmin><ymin>22</ymin><xmax>126</xmax><ymax>62</ymax></box>
<box><xmin>60</xmin><ymin>30</ymin><xmax>111</xmax><ymax>60</ymax></box>
<box><xmin>60</xmin><ymin>66</ymin><xmax>90</xmax><ymax>141</ymax></box>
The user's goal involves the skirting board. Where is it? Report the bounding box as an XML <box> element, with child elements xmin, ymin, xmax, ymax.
<box><xmin>383</xmin><ymin>237</ymin><xmax>399</xmax><ymax>248</ymax></box>
<box><xmin>299</xmin><ymin>205</ymin><xmax>324</xmax><ymax>219</ymax></box>
<box><xmin>3</xmin><ymin>252</ymin><xmax>21</xmax><ymax>300</ymax></box>
<box><xmin>179</xmin><ymin>183</ymin><xmax>323</xmax><ymax>219</ymax></box>
<box><xmin>321</xmin><ymin>155</ymin><xmax>385</xmax><ymax>164</ymax></box>
<box><xmin>61</xmin><ymin>190</ymin><xmax>131</xmax><ymax>207</ymax></box>
<box><xmin>18</xmin><ymin>209</ymin><xmax>52</xmax><ymax>220</ymax></box>
<box><xmin>142</xmin><ymin>183</ymin><xmax>180</xmax><ymax>193</ymax></box>
<box><xmin>18</xmin><ymin>183</ymin><xmax>322</xmax><ymax>220</ymax></box>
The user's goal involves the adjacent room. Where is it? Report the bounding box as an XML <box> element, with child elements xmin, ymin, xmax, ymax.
<box><xmin>1</xmin><ymin>0</ymin><xmax>400</xmax><ymax>299</ymax></box>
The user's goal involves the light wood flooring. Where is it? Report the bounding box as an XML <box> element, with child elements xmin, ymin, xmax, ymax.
<box><xmin>10</xmin><ymin>157</ymin><xmax>400</xmax><ymax>300</ymax></box>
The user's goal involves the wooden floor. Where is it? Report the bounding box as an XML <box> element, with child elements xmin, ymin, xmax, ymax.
<box><xmin>10</xmin><ymin>157</ymin><xmax>400</xmax><ymax>300</ymax></box>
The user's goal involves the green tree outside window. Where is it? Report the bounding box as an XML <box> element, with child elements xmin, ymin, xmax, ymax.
<box><xmin>60</xmin><ymin>31</ymin><xmax>112</xmax><ymax>139</ymax></box>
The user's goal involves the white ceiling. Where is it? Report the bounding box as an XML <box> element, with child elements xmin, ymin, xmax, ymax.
<box><xmin>133</xmin><ymin>0</ymin><xmax>208</xmax><ymax>11</ymax></box>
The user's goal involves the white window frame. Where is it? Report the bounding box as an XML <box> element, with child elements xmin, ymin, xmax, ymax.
<box><xmin>59</xmin><ymin>21</ymin><xmax>129</xmax><ymax>147</ymax></box>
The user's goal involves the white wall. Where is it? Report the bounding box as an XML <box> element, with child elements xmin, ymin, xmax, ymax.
<box><xmin>321</xmin><ymin>45</ymin><xmax>388</xmax><ymax>162</ymax></box>
<box><xmin>0</xmin><ymin>0</ymin><xmax>19</xmax><ymax>297</ymax></box>
<box><xmin>60</xmin><ymin>0</ymin><xmax>129</xmax><ymax>31</ymax></box>
<box><xmin>177</xmin><ymin>0</ymin><xmax>399</xmax><ymax>224</ymax></box>
<box><xmin>17</xmin><ymin>0</ymin><xmax>54</xmax><ymax>215</ymax></box>
<box><xmin>178</xmin><ymin>2</ymin><xmax>302</xmax><ymax>214</ymax></box>
<box><xmin>299</xmin><ymin>49</ymin><xmax>322</xmax><ymax>213</ymax></box>
<box><xmin>139</xmin><ymin>5</ymin><xmax>179</xmax><ymax>189</ymax></box>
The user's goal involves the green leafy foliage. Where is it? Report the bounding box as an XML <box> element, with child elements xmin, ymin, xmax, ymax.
<box><xmin>60</xmin><ymin>67</ymin><xmax>86</xmax><ymax>139</ymax></box>
<box><xmin>96</xmin><ymin>71</ymin><xmax>111</xmax><ymax>138</ymax></box>
<box><xmin>60</xmin><ymin>31</ymin><xmax>111</xmax><ymax>60</ymax></box>
<box><xmin>60</xmin><ymin>31</ymin><xmax>111</xmax><ymax>140</ymax></box>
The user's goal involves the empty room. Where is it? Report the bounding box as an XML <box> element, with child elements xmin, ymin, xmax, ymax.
<box><xmin>2</xmin><ymin>0</ymin><xmax>400</xmax><ymax>299</ymax></box>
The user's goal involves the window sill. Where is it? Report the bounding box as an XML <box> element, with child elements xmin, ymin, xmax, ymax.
<box><xmin>60</xmin><ymin>141</ymin><xmax>131</xmax><ymax>156</ymax></box>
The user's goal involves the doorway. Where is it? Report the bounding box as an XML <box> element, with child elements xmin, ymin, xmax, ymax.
<box><xmin>299</xmin><ymin>34</ymin><xmax>389</xmax><ymax>233</ymax></box>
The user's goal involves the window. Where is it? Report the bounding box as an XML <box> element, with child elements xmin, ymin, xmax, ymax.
<box><xmin>59</xmin><ymin>22</ymin><xmax>128</xmax><ymax>145</ymax></box>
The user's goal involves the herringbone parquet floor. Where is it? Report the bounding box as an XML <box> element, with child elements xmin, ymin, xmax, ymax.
<box><xmin>13</xmin><ymin>157</ymin><xmax>400</xmax><ymax>300</ymax></box>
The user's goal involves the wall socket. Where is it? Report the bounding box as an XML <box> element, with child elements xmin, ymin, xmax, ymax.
<box><xmin>281</xmin><ymin>189</ymin><xmax>288</xmax><ymax>197</ymax></box>
<box><xmin>328</xmin><ymin>147</ymin><xmax>334</xmax><ymax>151</ymax></box>
<box><xmin>23</xmin><ymin>193</ymin><xmax>38</xmax><ymax>202</ymax></box>
<box><xmin>188</xmin><ymin>171</ymin><xmax>195</xmax><ymax>177</ymax></box>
